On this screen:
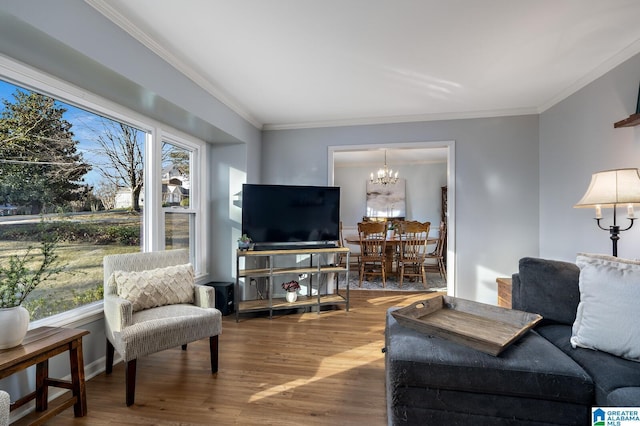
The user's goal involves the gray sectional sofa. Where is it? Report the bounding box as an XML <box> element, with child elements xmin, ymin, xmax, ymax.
<box><xmin>385</xmin><ymin>256</ymin><xmax>640</xmax><ymax>425</ymax></box>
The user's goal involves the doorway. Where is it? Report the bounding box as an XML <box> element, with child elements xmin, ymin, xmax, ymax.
<box><xmin>327</xmin><ymin>141</ymin><xmax>455</xmax><ymax>295</ymax></box>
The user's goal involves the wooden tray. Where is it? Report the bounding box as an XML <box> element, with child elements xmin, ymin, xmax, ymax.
<box><xmin>391</xmin><ymin>295</ymin><xmax>542</xmax><ymax>356</ymax></box>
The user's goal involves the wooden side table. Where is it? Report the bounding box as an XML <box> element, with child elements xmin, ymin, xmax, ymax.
<box><xmin>0</xmin><ymin>326</ymin><xmax>89</xmax><ymax>425</ymax></box>
<box><xmin>496</xmin><ymin>277</ymin><xmax>512</xmax><ymax>308</ymax></box>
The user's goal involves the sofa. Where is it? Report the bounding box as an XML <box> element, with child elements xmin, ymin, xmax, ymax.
<box><xmin>385</xmin><ymin>254</ymin><xmax>640</xmax><ymax>425</ymax></box>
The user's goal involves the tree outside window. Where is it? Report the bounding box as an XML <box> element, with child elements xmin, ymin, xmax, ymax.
<box><xmin>0</xmin><ymin>83</ymin><xmax>144</xmax><ymax>320</ymax></box>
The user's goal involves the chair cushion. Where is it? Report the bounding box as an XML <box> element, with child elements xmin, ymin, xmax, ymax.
<box><xmin>571</xmin><ymin>253</ymin><xmax>640</xmax><ymax>362</ymax></box>
<box><xmin>114</xmin><ymin>304</ymin><xmax>222</xmax><ymax>361</ymax></box>
<box><xmin>113</xmin><ymin>263</ymin><xmax>195</xmax><ymax>312</ymax></box>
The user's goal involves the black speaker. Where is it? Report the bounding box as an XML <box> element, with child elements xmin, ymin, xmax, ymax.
<box><xmin>204</xmin><ymin>281</ymin><xmax>234</xmax><ymax>316</ymax></box>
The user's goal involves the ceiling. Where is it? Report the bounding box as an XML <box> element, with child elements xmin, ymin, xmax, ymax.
<box><xmin>87</xmin><ymin>0</ymin><xmax>640</xmax><ymax>131</ymax></box>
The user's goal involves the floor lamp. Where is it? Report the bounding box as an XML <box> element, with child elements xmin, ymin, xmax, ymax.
<box><xmin>574</xmin><ymin>168</ymin><xmax>640</xmax><ymax>257</ymax></box>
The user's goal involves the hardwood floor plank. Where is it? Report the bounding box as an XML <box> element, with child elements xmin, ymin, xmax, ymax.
<box><xmin>43</xmin><ymin>290</ymin><xmax>440</xmax><ymax>425</ymax></box>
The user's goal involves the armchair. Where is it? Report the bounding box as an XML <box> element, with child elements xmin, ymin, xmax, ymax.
<box><xmin>0</xmin><ymin>390</ymin><xmax>8</xmax><ymax>426</ymax></box>
<box><xmin>103</xmin><ymin>249</ymin><xmax>222</xmax><ymax>406</ymax></box>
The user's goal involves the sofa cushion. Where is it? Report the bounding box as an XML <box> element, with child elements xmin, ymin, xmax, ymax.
<box><xmin>571</xmin><ymin>253</ymin><xmax>640</xmax><ymax>362</ymax></box>
<box><xmin>538</xmin><ymin>324</ymin><xmax>640</xmax><ymax>405</ymax></box>
<box><xmin>385</xmin><ymin>309</ymin><xmax>593</xmax><ymax>405</ymax></box>
<box><xmin>513</xmin><ymin>257</ymin><xmax>580</xmax><ymax>326</ymax></box>
<box><xmin>114</xmin><ymin>263</ymin><xmax>195</xmax><ymax>312</ymax></box>
<box><xmin>606</xmin><ymin>387</ymin><xmax>640</xmax><ymax>406</ymax></box>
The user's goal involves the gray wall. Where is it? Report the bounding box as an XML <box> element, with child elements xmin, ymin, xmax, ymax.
<box><xmin>262</xmin><ymin>115</ymin><xmax>540</xmax><ymax>303</ymax></box>
<box><xmin>540</xmin><ymin>53</ymin><xmax>640</xmax><ymax>261</ymax></box>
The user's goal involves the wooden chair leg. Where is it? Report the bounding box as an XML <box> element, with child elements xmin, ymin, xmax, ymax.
<box><xmin>210</xmin><ymin>336</ymin><xmax>219</xmax><ymax>373</ymax></box>
<box><xmin>359</xmin><ymin>263</ymin><xmax>365</xmax><ymax>287</ymax></box>
<box><xmin>381</xmin><ymin>262</ymin><xmax>386</xmax><ymax>287</ymax></box>
<box><xmin>421</xmin><ymin>265</ymin><xmax>427</xmax><ymax>289</ymax></box>
<box><xmin>399</xmin><ymin>263</ymin><xmax>404</xmax><ymax>288</ymax></box>
<box><xmin>106</xmin><ymin>339</ymin><xmax>114</xmax><ymax>375</ymax></box>
<box><xmin>125</xmin><ymin>359</ymin><xmax>137</xmax><ymax>406</ymax></box>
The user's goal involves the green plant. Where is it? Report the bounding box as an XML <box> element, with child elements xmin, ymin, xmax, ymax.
<box><xmin>238</xmin><ymin>234</ymin><xmax>252</xmax><ymax>243</ymax></box>
<box><xmin>0</xmin><ymin>225</ymin><xmax>63</xmax><ymax>308</ymax></box>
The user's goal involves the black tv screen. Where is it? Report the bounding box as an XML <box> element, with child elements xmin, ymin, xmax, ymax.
<box><xmin>241</xmin><ymin>184</ymin><xmax>340</xmax><ymax>247</ymax></box>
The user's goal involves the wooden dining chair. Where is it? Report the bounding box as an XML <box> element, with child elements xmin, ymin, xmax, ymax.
<box><xmin>424</xmin><ymin>221</ymin><xmax>447</xmax><ymax>280</ymax></box>
<box><xmin>338</xmin><ymin>221</ymin><xmax>361</xmax><ymax>270</ymax></box>
<box><xmin>357</xmin><ymin>221</ymin><xmax>388</xmax><ymax>287</ymax></box>
<box><xmin>397</xmin><ymin>221</ymin><xmax>431</xmax><ymax>288</ymax></box>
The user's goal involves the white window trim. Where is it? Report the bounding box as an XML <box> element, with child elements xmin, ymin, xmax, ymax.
<box><xmin>0</xmin><ymin>54</ymin><xmax>209</xmax><ymax>326</ymax></box>
<box><xmin>161</xmin><ymin>131</ymin><xmax>209</xmax><ymax>277</ymax></box>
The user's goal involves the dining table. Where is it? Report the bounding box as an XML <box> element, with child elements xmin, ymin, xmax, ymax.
<box><xmin>345</xmin><ymin>234</ymin><xmax>437</xmax><ymax>275</ymax></box>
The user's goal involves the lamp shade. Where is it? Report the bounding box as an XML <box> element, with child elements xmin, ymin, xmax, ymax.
<box><xmin>575</xmin><ymin>168</ymin><xmax>640</xmax><ymax>208</ymax></box>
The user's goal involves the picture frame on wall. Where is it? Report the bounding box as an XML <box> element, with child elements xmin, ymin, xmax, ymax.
<box><xmin>366</xmin><ymin>178</ymin><xmax>406</xmax><ymax>218</ymax></box>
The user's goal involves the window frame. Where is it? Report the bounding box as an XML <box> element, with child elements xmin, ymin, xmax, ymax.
<box><xmin>0</xmin><ymin>55</ymin><xmax>209</xmax><ymax>329</ymax></box>
<box><xmin>160</xmin><ymin>132</ymin><xmax>209</xmax><ymax>276</ymax></box>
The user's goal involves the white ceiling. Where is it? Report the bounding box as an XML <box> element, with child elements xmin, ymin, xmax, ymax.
<box><xmin>88</xmin><ymin>0</ymin><xmax>640</xmax><ymax>131</ymax></box>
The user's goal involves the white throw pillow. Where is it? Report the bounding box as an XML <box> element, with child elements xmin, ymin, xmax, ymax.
<box><xmin>114</xmin><ymin>263</ymin><xmax>195</xmax><ymax>312</ymax></box>
<box><xmin>571</xmin><ymin>253</ymin><xmax>640</xmax><ymax>362</ymax></box>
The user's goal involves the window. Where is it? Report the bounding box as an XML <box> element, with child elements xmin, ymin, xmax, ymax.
<box><xmin>0</xmin><ymin>58</ymin><xmax>208</xmax><ymax>322</ymax></box>
<box><xmin>162</xmin><ymin>139</ymin><xmax>195</xmax><ymax>255</ymax></box>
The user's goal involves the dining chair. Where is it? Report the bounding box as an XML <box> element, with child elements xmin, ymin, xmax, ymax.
<box><xmin>357</xmin><ymin>221</ymin><xmax>388</xmax><ymax>287</ymax></box>
<box><xmin>397</xmin><ymin>221</ymin><xmax>431</xmax><ymax>288</ymax></box>
<box><xmin>390</xmin><ymin>219</ymin><xmax>411</xmax><ymax>271</ymax></box>
<box><xmin>338</xmin><ymin>221</ymin><xmax>361</xmax><ymax>270</ymax></box>
<box><xmin>424</xmin><ymin>221</ymin><xmax>447</xmax><ymax>280</ymax></box>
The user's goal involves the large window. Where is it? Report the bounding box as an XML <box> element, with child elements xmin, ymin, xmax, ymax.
<box><xmin>0</xmin><ymin>59</ymin><xmax>207</xmax><ymax>322</ymax></box>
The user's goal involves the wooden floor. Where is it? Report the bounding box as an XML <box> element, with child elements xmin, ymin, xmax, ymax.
<box><xmin>45</xmin><ymin>290</ymin><xmax>441</xmax><ymax>426</ymax></box>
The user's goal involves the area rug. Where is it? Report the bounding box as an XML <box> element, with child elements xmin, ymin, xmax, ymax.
<box><xmin>339</xmin><ymin>271</ymin><xmax>447</xmax><ymax>292</ymax></box>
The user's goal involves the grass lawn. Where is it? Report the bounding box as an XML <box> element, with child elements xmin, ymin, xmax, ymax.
<box><xmin>0</xmin><ymin>210</ymin><xmax>144</xmax><ymax>320</ymax></box>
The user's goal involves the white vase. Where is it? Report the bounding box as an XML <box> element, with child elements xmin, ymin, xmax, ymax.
<box><xmin>286</xmin><ymin>292</ymin><xmax>297</xmax><ymax>303</ymax></box>
<box><xmin>0</xmin><ymin>306</ymin><xmax>30</xmax><ymax>349</ymax></box>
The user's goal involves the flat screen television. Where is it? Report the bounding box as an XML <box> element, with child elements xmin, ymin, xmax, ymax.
<box><xmin>241</xmin><ymin>184</ymin><xmax>340</xmax><ymax>248</ymax></box>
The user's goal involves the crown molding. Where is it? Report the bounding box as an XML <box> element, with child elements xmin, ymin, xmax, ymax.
<box><xmin>83</xmin><ymin>0</ymin><xmax>640</xmax><ymax>133</ymax></box>
<box><xmin>84</xmin><ymin>0</ymin><xmax>262</xmax><ymax>129</ymax></box>
<box><xmin>262</xmin><ymin>107</ymin><xmax>539</xmax><ymax>131</ymax></box>
<box><xmin>538</xmin><ymin>37</ymin><xmax>640</xmax><ymax>113</ymax></box>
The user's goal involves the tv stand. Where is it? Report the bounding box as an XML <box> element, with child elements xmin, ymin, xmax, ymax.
<box><xmin>235</xmin><ymin>246</ymin><xmax>350</xmax><ymax>321</ymax></box>
<box><xmin>253</xmin><ymin>243</ymin><xmax>339</xmax><ymax>251</ymax></box>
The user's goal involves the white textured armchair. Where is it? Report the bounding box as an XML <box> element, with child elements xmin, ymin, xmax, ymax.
<box><xmin>0</xmin><ymin>390</ymin><xmax>9</xmax><ymax>426</ymax></box>
<box><xmin>103</xmin><ymin>249</ymin><xmax>222</xmax><ymax>406</ymax></box>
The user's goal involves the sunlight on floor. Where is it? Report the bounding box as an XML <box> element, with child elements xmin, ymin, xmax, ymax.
<box><xmin>248</xmin><ymin>341</ymin><xmax>383</xmax><ymax>403</ymax></box>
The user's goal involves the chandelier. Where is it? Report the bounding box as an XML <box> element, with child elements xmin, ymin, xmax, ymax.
<box><xmin>369</xmin><ymin>150</ymin><xmax>399</xmax><ymax>185</ymax></box>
